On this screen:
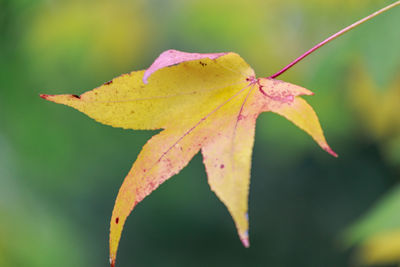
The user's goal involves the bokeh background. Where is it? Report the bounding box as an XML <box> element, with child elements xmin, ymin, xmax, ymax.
<box><xmin>0</xmin><ymin>0</ymin><xmax>399</xmax><ymax>266</ymax></box>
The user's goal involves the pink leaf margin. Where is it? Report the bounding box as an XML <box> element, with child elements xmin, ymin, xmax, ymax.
<box><xmin>143</xmin><ymin>49</ymin><xmax>228</xmax><ymax>84</ymax></box>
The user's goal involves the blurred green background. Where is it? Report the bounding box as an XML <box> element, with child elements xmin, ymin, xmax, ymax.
<box><xmin>0</xmin><ymin>0</ymin><xmax>399</xmax><ymax>266</ymax></box>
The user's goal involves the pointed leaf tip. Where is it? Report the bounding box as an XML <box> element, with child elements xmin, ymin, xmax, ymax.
<box><xmin>39</xmin><ymin>94</ymin><xmax>49</xmax><ymax>100</ymax></box>
<box><xmin>241</xmin><ymin>235</ymin><xmax>250</xmax><ymax>248</ymax></box>
<box><xmin>38</xmin><ymin>94</ymin><xmax>82</xmax><ymax>106</ymax></box>
<box><xmin>323</xmin><ymin>146</ymin><xmax>338</xmax><ymax>158</ymax></box>
<box><xmin>142</xmin><ymin>49</ymin><xmax>228</xmax><ymax>84</ymax></box>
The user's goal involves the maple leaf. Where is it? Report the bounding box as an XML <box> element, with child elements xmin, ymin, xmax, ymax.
<box><xmin>41</xmin><ymin>49</ymin><xmax>336</xmax><ymax>265</ymax></box>
<box><xmin>39</xmin><ymin>3</ymin><xmax>400</xmax><ymax>265</ymax></box>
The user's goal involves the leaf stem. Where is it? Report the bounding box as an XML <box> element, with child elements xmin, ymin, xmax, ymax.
<box><xmin>268</xmin><ymin>1</ymin><xmax>400</xmax><ymax>79</ymax></box>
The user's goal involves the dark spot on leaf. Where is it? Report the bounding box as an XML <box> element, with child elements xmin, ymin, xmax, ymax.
<box><xmin>115</xmin><ymin>217</ymin><xmax>119</xmax><ymax>224</ymax></box>
<box><xmin>220</xmin><ymin>164</ymin><xmax>224</xmax><ymax>169</ymax></box>
<box><xmin>104</xmin><ymin>80</ymin><xmax>113</xmax><ymax>85</ymax></box>
<box><xmin>72</xmin><ymin>94</ymin><xmax>80</xmax><ymax>99</ymax></box>
<box><xmin>199</xmin><ymin>61</ymin><xmax>207</xmax><ymax>66</ymax></box>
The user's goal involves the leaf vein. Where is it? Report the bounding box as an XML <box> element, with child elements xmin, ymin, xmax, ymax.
<box><xmin>143</xmin><ymin>82</ymin><xmax>254</xmax><ymax>179</ymax></box>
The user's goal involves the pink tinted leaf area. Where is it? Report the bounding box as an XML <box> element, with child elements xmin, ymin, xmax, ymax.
<box><xmin>142</xmin><ymin>49</ymin><xmax>228</xmax><ymax>84</ymax></box>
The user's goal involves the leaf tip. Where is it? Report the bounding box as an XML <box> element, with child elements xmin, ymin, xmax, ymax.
<box><xmin>240</xmin><ymin>230</ymin><xmax>250</xmax><ymax>248</ymax></box>
<box><xmin>109</xmin><ymin>256</ymin><xmax>115</xmax><ymax>267</ymax></box>
<box><xmin>39</xmin><ymin>93</ymin><xmax>82</xmax><ymax>104</ymax></box>
<box><xmin>323</xmin><ymin>145</ymin><xmax>338</xmax><ymax>158</ymax></box>
<box><xmin>39</xmin><ymin>94</ymin><xmax>50</xmax><ymax>100</ymax></box>
<box><xmin>142</xmin><ymin>74</ymin><xmax>150</xmax><ymax>84</ymax></box>
<box><xmin>241</xmin><ymin>236</ymin><xmax>250</xmax><ymax>248</ymax></box>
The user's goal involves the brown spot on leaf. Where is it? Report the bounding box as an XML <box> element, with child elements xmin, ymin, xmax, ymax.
<box><xmin>115</xmin><ymin>217</ymin><xmax>119</xmax><ymax>224</ymax></box>
<box><xmin>104</xmin><ymin>80</ymin><xmax>113</xmax><ymax>85</ymax></box>
<box><xmin>71</xmin><ymin>94</ymin><xmax>80</xmax><ymax>99</ymax></box>
<box><xmin>220</xmin><ymin>164</ymin><xmax>225</xmax><ymax>169</ymax></box>
<box><xmin>199</xmin><ymin>61</ymin><xmax>207</xmax><ymax>66</ymax></box>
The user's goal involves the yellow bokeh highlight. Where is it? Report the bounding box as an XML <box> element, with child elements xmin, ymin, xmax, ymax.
<box><xmin>25</xmin><ymin>0</ymin><xmax>153</xmax><ymax>72</ymax></box>
<box><xmin>359</xmin><ymin>229</ymin><xmax>400</xmax><ymax>265</ymax></box>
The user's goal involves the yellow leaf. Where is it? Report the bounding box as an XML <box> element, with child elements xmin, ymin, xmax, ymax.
<box><xmin>41</xmin><ymin>50</ymin><xmax>335</xmax><ymax>266</ymax></box>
